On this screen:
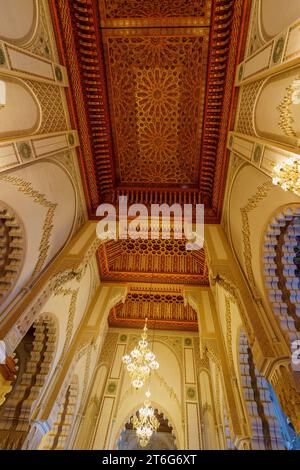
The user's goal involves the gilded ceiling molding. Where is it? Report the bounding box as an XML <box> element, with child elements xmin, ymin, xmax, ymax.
<box><xmin>240</xmin><ymin>181</ymin><xmax>273</xmax><ymax>288</ymax></box>
<box><xmin>0</xmin><ymin>175</ymin><xmax>58</xmax><ymax>277</ymax></box>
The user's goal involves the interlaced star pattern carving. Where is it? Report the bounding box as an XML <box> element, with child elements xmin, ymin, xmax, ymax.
<box><xmin>104</xmin><ymin>0</ymin><xmax>206</xmax><ymax>19</ymax></box>
<box><xmin>105</xmin><ymin>34</ymin><xmax>206</xmax><ymax>184</ymax></box>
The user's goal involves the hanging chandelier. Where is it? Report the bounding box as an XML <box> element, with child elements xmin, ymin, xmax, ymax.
<box><xmin>132</xmin><ymin>390</ymin><xmax>159</xmax><ymax>448</ymax></box>
<box><xmin>122</xmin><ymin>318</ymin><xmax>159</xmax><ymax>389</ymax></box>
<box><xmin>272</xmin><ymin>156</ymin><xmax>300</xmax><ymax>196</ymax></box>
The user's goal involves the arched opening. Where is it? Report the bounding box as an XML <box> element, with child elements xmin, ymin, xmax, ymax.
<box><xmin>38</xmin><ymin>376</ymin><xmax>79</xmax><ymax>450</ymax></box>
<box><xmin>263</xmin><ymin>205</ymin><xmax>300</xmax><ymax>347</ymax></box>
<box><xmin>117</xmin><ymin>408</ymin><xmax>177</xmax><ymax>450</ymax></box>
<box><xmin>0</xmin><ymin>201</ymin><xmax>25</xmax><ymax>306</ymax></box>
<box><xmin>238</xmin><ymin>331</ymin><xmax>288</xmax><ymax>450</ymax></box>
<box><xmin>0</xmin><ymin>316</ymin><xmax>57</xmax><ymax>449</ymax></box>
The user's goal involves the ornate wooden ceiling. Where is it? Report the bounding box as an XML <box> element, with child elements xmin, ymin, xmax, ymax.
<box><xmin>98</xmin><ymin>237</ymin><xmax>208</xmax><ymax>285</ymax></box>
<box><xmin>50</xmin><ymin>0</ymin><xmax>251</xmax><ymax>327</ymax></box>
<box><xmin>108</xmin><ymin>285</ymin><xmax>198</xmax><ymax>331</ymax></box>
<box><xmin>51</xmin><ymin>0</ymin><xmax>251</xmax><ymax>222</ymax></box>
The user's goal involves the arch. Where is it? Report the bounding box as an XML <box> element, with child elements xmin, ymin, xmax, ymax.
<box><xmin>0</xmin><ymin>0</ymin><xmax>38</xmax><ymax>46</ymax></box>
<box><xmin>227</xmin><ymin>163</ymin><xmax>300</xmax><ymax>313</ymax></box>
<box><xmin>0</xmin><ymin>316</ymin><xmax>58</xmax><ymax>449</ymax></box>
<box><xmin>0</xmin><ymin>159</ymin><xmax>77</xmax><ymax>314</ymax></box>
<box><xmin>0</xmin><ymin>200</ymin><xmax>25</xmax><ymax>306</ymax></box>
<box><xmin>76</xmin><ymin>364</ymin><xmax>108</xmax><ymax>450</ymax></box>
<box><xmin>38</xmin><ymin>375</ymin><xmax>79</xmax><ymax>450</ymax></box>
<box><xmin>114</xmin><ymin>401</ymin><xmax>178</xmax><ymax>451</ymax></box>
<box><xmin>198</xmin><ymin>368</ymin><xmax>219</xmax><ymax>450</ymax></box>
<box><xmin>238</xmin><ymin>330</ymin><xmax>285</xmax><ymax>450</ymax></box>
<box><xmin>107</xmin><ymin>339</ymin><xmax>184</xmax><ymax>450</ymax></box>
<box><xmin>262</xmin><ymin>204</ymin><xmax>300</xmax><ymax>350</ymax></box>
<box><xmin>255</xmin><ymin>66</ymin><xmax>300</xmax><ymax>147</ymax></box>
<box><xmin>259</xmin><ymin>0</ymin><xmax>300</xmax><ymax>42</ymax></box>
<box><xmin>0</xmin><ymin>77</ymin><xmax>40</xmax><ymax>139</ymax></box>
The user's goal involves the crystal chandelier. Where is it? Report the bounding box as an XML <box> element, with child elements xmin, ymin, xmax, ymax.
<box><xmin>132</xmin><ymin>390</ymin><xmax>159</xmax><ymax>448</ymax></box>
<box><xmin>272</xmin><ymin>156</ymin><xmax>300</xmax><ymax>196</ymax></box>
<box><xmin>122</xmin><ymin>318</ymin><xmax>159</xmax><ymax>389</ymax></box>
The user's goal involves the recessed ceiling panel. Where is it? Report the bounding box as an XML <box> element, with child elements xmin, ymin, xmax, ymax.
<box><xmin>102</xmin><ymin>28</ymin><xmax>209</xmax><ymax>186</ymax></box>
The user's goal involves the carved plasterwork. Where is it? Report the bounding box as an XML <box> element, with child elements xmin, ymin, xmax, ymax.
<box><xmin>51</xmin><ymin>152</ymin><xmax>87</xmax><ymax>234</ymax></box>
<box><xmin>0</xmin><ymin>175</ymin><xmax>58</xmax><ymax>277</ymax></box>
<box><xmin>102</xmin><ymin>0</ymin><xmax>209</xmax><ymax>20</ymax></box>
<box><xmin>98</xmin><ymin>332</ymin><xmax>119</xmax><ymax>366</ymax></box>
<box><xmin>26</xmin><ymin>0</ymin><xmax>53</xmax><ymax>60</ymax></box>
<box><xmin>277</xmin><ymin>77</ymin><xmax>300</xmax><ymax>137</ymax></box>
<box><xmin>236</xmin><ymin>80</ymin><xmax>264</xmax><ymax>136</ymax></box>
<box><xmin>221</xmin><ymin>153</ymin><xmax>245</xmax><ymax>237</ymax></box>
<box><xmin>240</xmin><ymin>181</ymin><xmax>273</xmax><ymax>288</ymax></box>
<box><xmin>245</xmin><ymin>0</ymin><xmax>265</xmax><ymax>58</ymax></box>
<box><xmin>225</xmin><ymin>296</ymin><xmax>235</xmax><ymax>372</ymax></box>
<box><xmin>55</xmin><ymin>288</ymin><xmax>79</xmax><ymax>361</ymax></box>
<box><xmin>0</xmin><ymin>202</ymin><xmax>25</xmax><ymax>303</ymax></box>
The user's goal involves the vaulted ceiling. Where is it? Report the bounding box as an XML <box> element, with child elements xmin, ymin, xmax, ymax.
<box><xmin>51</xmin><ymin>0</ymin><xmax>250</xmax><ymax>329</ymax></box>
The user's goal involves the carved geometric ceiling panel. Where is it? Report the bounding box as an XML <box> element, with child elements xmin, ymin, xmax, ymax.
<box><xmin>103</xmin><ymin>0</ymin><xmax>207</xmax><ymax>19</ymax></box>
<box><xmin>51</xmin><ymin>0</ymin><xmax>250</xmax><ymax>222</ymax></box>
<box><xmin>102</xmin><ymin>30</ymin><xmax>208</xmax><ymax>186</ymax></box>
<box><xmin>98</xmin><ymin>238</ymin><xmax>209</xmax><ymax>285</ymax></box>
<box><xmin>108</xmin><ymin>285</ymin><xmax>198</xmax><ymax>331</ymax></box>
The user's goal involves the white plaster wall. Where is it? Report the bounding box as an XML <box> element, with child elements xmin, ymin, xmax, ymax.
<box><xmin>0</xmin><ymin>160</ymin><xmax>76</xmax><ymax>313</ymax></box>
<box><xmin>260</xmin><ymin>0</ymin><xmax>300</xmax><ymax>41</ymax></box>
<box><xmin>0</xmin><ymin>0</ymin><xmax>37</xmax><ymax>44</ymax></box>
<box><xmin>0</xmin><ymin>77</ymin><xmax>40</xmax><ymax>138</ymax></box>
<box><xmin>255</xmin><ymin>67</ymin><xmax>300</xmax><ymax>146</ymax></box>
<box><xmin>228</xmin><ymin>163</ymin><xmax>300</xmax><ymax>310</ymax></box>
